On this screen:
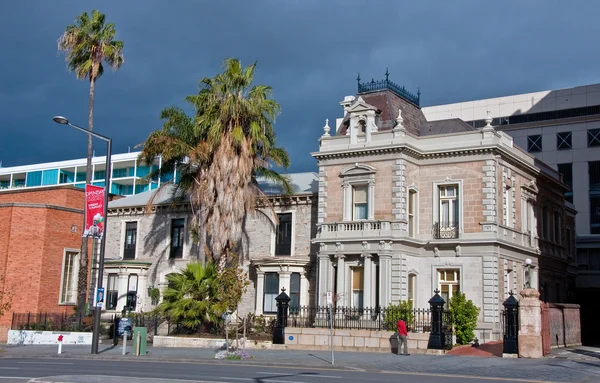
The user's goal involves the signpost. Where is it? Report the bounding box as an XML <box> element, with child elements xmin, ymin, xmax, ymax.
<box><xmin>118</xmin><ymin>317</ymin><xmax>132</xmax><ymax>356</ymax></box>
<box><xmin>327</xmin><ymin>291</ymin><xmax>334</xmax><ymax>365</ymax></box>
<box><xmin>57</xmin><ymin>335</ymin><xmax>63</xmax><ymax>354</ymax></box>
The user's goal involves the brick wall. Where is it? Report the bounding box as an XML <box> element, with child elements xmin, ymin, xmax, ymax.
<box><xmin>0</xmin><ymin>187</ymin><xmax>88</xmax><ymax>342</ymax></box>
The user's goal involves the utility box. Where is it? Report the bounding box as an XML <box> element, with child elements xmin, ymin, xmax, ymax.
<box><xmin>132</xmin><ymin>327</ymin><xmax>147</xmax><ymax>356</ymax></box>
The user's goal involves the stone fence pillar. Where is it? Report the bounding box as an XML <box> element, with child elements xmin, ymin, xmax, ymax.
<box><xmin>518</xmin><ymin>288</ymin><xmax>543</xmax><ymax>358</ymax></box>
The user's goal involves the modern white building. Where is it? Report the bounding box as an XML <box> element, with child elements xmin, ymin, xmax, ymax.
<box><xmin>422</xmin><ymin>84</ymin><xmax>600</xmax><ymax>295</ymax></box>
<box><xmin>0</xmin><ymin>152</ymin><xmax>176</xmax><ymax>196</ymax></box>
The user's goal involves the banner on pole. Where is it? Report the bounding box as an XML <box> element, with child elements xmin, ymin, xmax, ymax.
<box><xmin>84</xmin><ymin>184</ymin><xmax>105</xmax><ymax>238</ymax></box>
<box><xmin>94</xmin><ymin>287</ymin><xmax>105</xmax><ymax>308</ymax></box>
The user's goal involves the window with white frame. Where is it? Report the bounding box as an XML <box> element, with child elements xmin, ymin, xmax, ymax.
<box><xmin>352</xmin><ymin>267</ymin><xmax>364</xmax><ymax>309</ymax></box>
<box><xmin>408</xmin><ymin>189</ymin><xmax>417</xmax><ymax>238</ymax></box>
<box><xmin>275</xmin><ymin>213</ymin><xmax>292</xmax><ymax>256</ymax></box>
<box><xmin>439</xmin><ymin>185</ymin><xmax>459</xmax><ymax>225</ymax></box>
<box><xmin>290</xmin><ymin>272</ymin><xmax>301</xmax><ymax>313</ymax></box>
<box><xmin>408</xmin><ymin>273</ymin><xmax>416</xmax><ymax>305</ymax></box>
<box><xmin>353</xmin><ymin>185</ymin><xmax>368</xmax><ymax>220</ymax></box>
<box><xmin>126</xmin><ymin>274</ymin><xmax>138</xmax><ymax>311</ymax></box>
<box><xmin>59</xmin><ymin>251</ymin><xmax>79</xmax><ymax>304</ymax></box>
<box><xmin>107</xmin><ymin>274</ymin><xmax>118</xmax><ymax>310</ymax></box>
<box><xmin>263</xmin><ymin>273</ymin><xmax>279</xmax><ymax>314</ymax></box>
<box><xmin>438</xmin><ymin>269</ymin><xmax>460</xmax><ymax>307</ymax></box>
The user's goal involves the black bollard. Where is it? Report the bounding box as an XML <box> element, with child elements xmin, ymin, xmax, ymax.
<box><xmin>502</xmin><ymin>291</ymin><xmax>519</xmax><ymax>355</ymax></box>
<box><xmin>273</xmin><ymin>288</ymin><xmax>291</xmax><ymax>344</ymax></box>
<box><xmin>427</xmin><ymin>289</ymin><xmax>446</xmax><ymax>350</ymax></box>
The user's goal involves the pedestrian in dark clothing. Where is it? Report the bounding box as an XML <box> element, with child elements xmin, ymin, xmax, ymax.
<box><xmin>397</xmin><ymin>319</ymin><xmax>409</xmax><ymax>355</ymax></box>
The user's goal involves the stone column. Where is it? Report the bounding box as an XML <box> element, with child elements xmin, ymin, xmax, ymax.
<box><xmin>317</xmin><ymin>254</ymin><xmax>332</xmax><ymax>306</ymax></box>
<box><xmin>362</xmin><ymin>253</ymin><xmax>373</xmax><ymax>308</ymax></box>
<box><xmin>255</xmin><ymin>271</ymin><xmax>265</xmax><ymax>315</ymax></box>
<box><xmin>300</xmin><ymin>271</ymin><xmax>309</xmax><ymax>306</ymax></box>
<box><xmin>343</xmin><ymin>182</ymin><xmax>351</xmax><ymax>221</ymax></box>
<box><xmin>336</xmin><ymin>254</ymin><xmax>347</xmax><ymax>306</ymax></box>
<box><xmin>368</xmin><ymin>180</ymin><xmax>375</xmax><ymax>220</ymax></box>
<box><xmin>518</xmin><ymin>288</ymin><xmax>543</xmax><ymax>358</ymax></box>
<box><xmin>379</xmin><ymin>254</ymin><xmax>392</xmax><ymax>307</ymax></box>
<box><xmin>279</xmin><ymin>269</ymin><xmax>292</xmax><ymax>297</ymax></box>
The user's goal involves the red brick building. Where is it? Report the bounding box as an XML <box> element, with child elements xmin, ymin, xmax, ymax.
<box><xmin>0</xmin><ymin>186</ymin><xmax>92</xmax><ymax>341</ymax></box>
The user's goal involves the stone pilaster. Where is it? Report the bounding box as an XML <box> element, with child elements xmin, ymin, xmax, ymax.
<box><xmin>335</xmin><ymin>254</ymin><xmax>347</xmax><ymax>306</ymax></box>
<box><xmin>317</xmin><ymin>254</ymin><xmax>331</xmax><ymax>306</ymax></box>
<box><xmin>482</xmin><ymin>159</ymin><xmax>497</xmax><ymax>228</ymax></box>
<box><xmin>318</xmin><ymin>167</ymin><xmax>328</xmax><ymax>224</ymax></box>
<box><xmin>255</xmin><ymin>271</ymin><xmax>265</xmax><ymax>315</ymax></box>
<box><xmin>392</xmin><ymin>159</ymin><xmax>407</xmax><ymax>226</ymax></box>
<box><xmin>379</xmin><ymin>253</ymin><xmax>392</xmax><ymax>307</ymax></box>
<box><xmin>518</xmin><ymin>288</ymin><xmax>543</xmax><ymax>358</ymax></box>
<box><xmin>362</xmin><ymin>253</ymin><xmax>373</xmax><ymax>308</ymax></box>
<box><xmin>482</xmin><ymin>255</ymin><xmax>499</xmax><ymax>323</ymax></box>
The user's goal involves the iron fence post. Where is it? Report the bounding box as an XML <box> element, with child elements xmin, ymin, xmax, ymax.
<box><xmin>154</xmin><ymin>315</ymin><xmax>158</xmax><ymax>336</ymax></box>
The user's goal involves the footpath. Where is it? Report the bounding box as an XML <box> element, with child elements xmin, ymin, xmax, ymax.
<box><xmin>1</xmin><ymin>343</ymin><xmax>600</xmax><ymax>383</ymax></box>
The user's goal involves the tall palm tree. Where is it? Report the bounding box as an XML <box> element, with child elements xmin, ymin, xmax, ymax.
<box><xmin>58</xmin><ymin>10</ymin><xmax>124</xmax><ymax>316</ymax></box>
<box><xmin>153</xmin><ymin>262</ymin><xmax>222</xmax><ymax>330</ymax></box>
<box><xmin>140</xmin><ymin>59</ymin><xmax>291</xmax><ymax>268</ymax></box>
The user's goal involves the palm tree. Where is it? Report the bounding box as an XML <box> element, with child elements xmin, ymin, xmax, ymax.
<box><xmin>139</xmin><ymin>59</ymin><xmax>291</xmax><ymax>268</ymax></box>
<box><xmin>58</xmin><ymin>10</ymin><xmax>124</xmax><ymax>316</ymax></box>
<box><xmin>153</xmin><ymin>262</ymin><xmax>222</xmax><ymax>331</ymax></box>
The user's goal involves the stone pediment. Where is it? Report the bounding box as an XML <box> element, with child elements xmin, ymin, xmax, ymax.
<box><xmin>346</xmin><ymin>96</ymin><xmax>380</xmax><ymax>114</ymax></box>
<box><xmin>340</xmin><ymin>163</ymin><xmax>377</xmax><ymax>177</ymax></box>
<box><xmin>523</xmin><ymin>180</ymin><xmax>539</xmax><ymax>194</ymax></box>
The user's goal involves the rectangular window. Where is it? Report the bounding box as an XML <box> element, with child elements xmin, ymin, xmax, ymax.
<box><xmin>436</xmin><ymin>185</ymin><xmax>459</xmax><ymax>238</ymax></box>
<box><xmin>352</xmin><ymin>185</ymin><xmax>368</xmax><ymax>220</ymax></box>
<box><xmin>527</xmin><ymin>134</ymin><xmax>542</xmax><ymax>152</ymax></box>
<box><xmin>275</xmin><ymin>213</ymin><xmax>292</xmax><ymax>256</ymax></box>
<box><xmin>124</xmin><ymin>222</ymin><xmax>137</xmax><ymax>259</ymax></box>
<box><xmin>126</xmin><ymin>274</ymin><xmax>138</xmax><ymax>311</ymax></box>
<box><xmin>107</xmin><ymin>274</ymin><xmax>118</xmax><ymax>310</ymax></box>
<box><xmin>438</xmin><ymin>269</ymin><xmax>460</xmax><ymax>308</ymax></box>
<box><xmin>408</xmin><ymin>274</ymin><xmax>416</xmax><ymax>305</ymax></box>
<box><xmin>557</xmin><ymin>163</ymin><xmax>573</xmax><ymax>203</ymax></box>
<box><xmin>263</xmin><ymin>273</ymin><xmax>279</xmax><ymax>314</ymax></box>
<box><xmin>553</xmin><ymin>211</ymin><xmax>561</xmax><ymax>244</ymax></box>
<box><xmin>59</xmin><ymin>251</ymin><xmax>78</xmax><ymax>304</ymax></box>
<box><xmin>588</xmin><ymin>128</ymin><xmax>600</xmax><ymax>147</ymax></box>
<box><xmin>170</xmin><ymin>219</ymin><xmax>185</xmax><ymax>258</ymax></box>
<box><xmin>408</xmin><ymin>190</ymin><xmax>417</xmax><ymax>238</ymax></box>
<box><xmin>556</xmin><ymin>131</ymin><xmax>572</xmax><ymax>150</ymax></box>
<box><xmin>589</xmin><ymin>162</ymin><xmax>600</xmax><ymax>234</ymax></box>
<box><xmin>290</xmin><ymin>272</ymin><xmax>301</xmax><ymax>313</ymax></box>
<box><xmin>352</xmin><ymin>267</ymin><xmax>364</xmax><ymax>309</ymax></box>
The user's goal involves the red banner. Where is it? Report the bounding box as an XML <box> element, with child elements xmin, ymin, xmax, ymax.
<box><xmin>84</xmin><ymin>185</ymin><xmax>105</xmax><ymax>238</ymax></box>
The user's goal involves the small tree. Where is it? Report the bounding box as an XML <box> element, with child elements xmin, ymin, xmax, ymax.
<box><xmin>383</xmin><ymin>300</ymin><xmax>415</xmax><ymax>332</ymax></box>
<box><xmin>216</xmin><ymin>253</ymin><xmax>250</xmax><ymax>312</ymax></box>
<box><xmin>0</xmin><ymin>277</ymin><xmax>13</xmax><ymax>318</ymax></box>
<box><xmin>448</xmin><ymin>291</ymin><xmax>480</xmax><ymax>345</ymax></box>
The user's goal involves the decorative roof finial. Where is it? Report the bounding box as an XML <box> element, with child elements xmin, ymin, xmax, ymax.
<box><xmin>395</xmin><ymin>108</ymin><xmax>404</xmax><ymax>126</ymax></box>
<box><xmin>485</xmin><ymin>111</ymin><xmax>493</xmax><ymax>127</ymax></box>
<box><xmin>356</xmin><ymin>73</ymin><xmax>361</xmax><ymax>84</ymax></box>
<box><xmin>417</xmin><ymin>87</ymin><xmax>421</xmax><ymax>98</ymax></box>
<box><xmin>385</xmin><ymin>68</ymin><xmax>390</xmax><ymax>82</ymax></box>
<box><xmin>322</xmin><ymin>118</ymin><xmax>331</xmax><ymax>137</ymax></box>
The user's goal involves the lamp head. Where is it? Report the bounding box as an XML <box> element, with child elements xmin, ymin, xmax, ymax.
<box><xmin>53</xmin><ymin>116</ymin><xmax>69</xmax><ymax>125</ymax></box>
<box><xmin>526</xmin><ymin>258</ymin><xmax>532</xmax><ymax>265</ymax></box>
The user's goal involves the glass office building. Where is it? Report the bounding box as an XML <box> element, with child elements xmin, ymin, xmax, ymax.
<box><xmin>0</xmin><ymin>152</ymin><xmax>177</xmax><ymax>196</ymax></box>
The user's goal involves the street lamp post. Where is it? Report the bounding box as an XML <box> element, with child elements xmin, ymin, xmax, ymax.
<box><xmin>53</xmin><ymin>116</ymin><xmax>112</xmax><ymax>355</ymax></box>
<box><xmin>525</xmin><ymin>258</ymin><xmax>532</xmax><ymax>289</ymax></box>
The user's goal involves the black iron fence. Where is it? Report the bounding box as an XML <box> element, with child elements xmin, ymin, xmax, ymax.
<box><xmin>11</xmin><ymin>312</ymin><xmax>91</xmax><ymax>332</ymax></box>
<box><xmin>287</xmin><ymin>306</ymin><xmax>432</xmax><ymax>332</ymax></box>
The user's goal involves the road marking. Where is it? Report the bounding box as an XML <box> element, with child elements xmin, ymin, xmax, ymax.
<box><xmin>0</xmin><ymin>368</ymin><xmax>19</xmax><ymax>370</ymax></box>
<box><xmin>257</xmin><ymin>372</ymin><xmax>341</xmax><ymax>379</ymax></box>
<box><xmin>0</xmin><ymin>377</ymin><xmax>34</xmax><ymax>380</ymax></box>
<box><xmin>18</xmin><ymin>362</ymin><xmax>74</xmax><ymax>365</ymax></box>
<box><xmin>221</xmin><ymin>378</ymin><xmax>308</xmax><ymax>383</ymax></box>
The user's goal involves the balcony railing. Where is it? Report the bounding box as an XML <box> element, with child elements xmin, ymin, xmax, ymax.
<box><xmin>433</xmin><ymin>221</ymin><xmax>459</xmax><ymax>239</ymax></box>
<box><xmin>318</xmin><ymin>221</ymin><xmax>392</xmax><ymax>239</ymax></box>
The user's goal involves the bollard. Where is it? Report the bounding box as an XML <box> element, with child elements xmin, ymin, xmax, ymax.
<box><xmin>136</xmin><ymin>331</ymin><xmax>141</xmax><ymax>356</ymax></box>
<box><xmin>57</xmin><ymin>335</ymin><xmax>63</xmax><ymax>354</ymax></box>
<box><xmin>122</xmin><ymin>332</ymin><xmax>127</xmax><ymax>355</ymax></box>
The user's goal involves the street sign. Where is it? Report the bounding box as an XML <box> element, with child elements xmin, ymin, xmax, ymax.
<box><xmin>326</xmin><ymin>291</ymin><xmax>333</xmax><ymax>306</ymax></box>
<box><xmin>117</xmin><ymin>317</ymin><xmax>132</xmax><ymax>337</ymax></box>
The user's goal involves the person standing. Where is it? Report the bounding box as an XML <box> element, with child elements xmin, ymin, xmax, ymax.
<box><xmin>397</xmin><ymin>319</ymin><xmax>409</xmax><ymax>355</ymax></box>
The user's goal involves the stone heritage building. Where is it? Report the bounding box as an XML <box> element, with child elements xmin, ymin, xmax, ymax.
<box><xmin>312</xmin><ymin>78</ymin><xmax>576</xmax><ymax>338</ymax></box>
<box><xmin>104</xmin><ymin>173</ymin><xmax>318</xmax><ymax>316</ymax></box>
<box><xmin>101</xmin><ymin>78</ymin><xmax>576</xmax><ymax>341</ymax></box>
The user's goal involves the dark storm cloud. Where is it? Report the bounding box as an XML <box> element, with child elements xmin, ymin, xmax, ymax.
<box><xmin>1</xmin><ymin>0</ymin><xmax>600</xmax><ymax>171</ymax></box>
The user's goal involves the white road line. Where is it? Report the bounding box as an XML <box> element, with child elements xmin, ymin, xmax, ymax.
<box><xmin>257</xmin><ymin>372</ymin><xmax>342</xmax><ymax>379</ymax></box>
<box><xmin>221</xmin><ymin>378</ymin><xmax>308</xmax><ymax>383</ymax></box>
<box><xmin>0</xmin><ymin>377</ymin><xmax>34</xmax><ymax>380</ymax></box>
<box><xmin>18</xmin><ymin>362</ymin><xmax>74</xmax><ymax>365</ymax></box>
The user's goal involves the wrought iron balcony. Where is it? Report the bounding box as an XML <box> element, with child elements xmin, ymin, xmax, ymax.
<box><xmin>433</xmin><ymin>221</ymin><xmax>459</xmax><ymax>239</ymax></box>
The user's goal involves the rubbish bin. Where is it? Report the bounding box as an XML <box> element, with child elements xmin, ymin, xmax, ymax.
<box><xmin>132</xmin><ymin>327</ymin><xmax>147</xmax><ymax>356</ymax></box>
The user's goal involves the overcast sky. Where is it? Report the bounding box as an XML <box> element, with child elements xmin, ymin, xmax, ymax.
<box><xmin>1</xmin><ymin>1</ymin><xmax>599</xmax><ymax>172</ymax></box>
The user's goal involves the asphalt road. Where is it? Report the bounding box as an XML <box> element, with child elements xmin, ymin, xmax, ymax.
<box><xmin>0</xmin><ymin>357</ymin><xmax>548</xmax><ymax>383</ymax></box>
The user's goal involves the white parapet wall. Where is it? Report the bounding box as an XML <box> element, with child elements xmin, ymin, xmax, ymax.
<box><xmin>7</xmin><ymin>330</ymin><xmax>92</xmax><ymax>345</ymax></box>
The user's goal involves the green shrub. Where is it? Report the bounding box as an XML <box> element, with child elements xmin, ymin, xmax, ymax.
<box><xmin>383</xmin><ymin>300</ymin><xmax>415</xmax><ymax>332</ymax></box>
<box><xmin>449</xmin><ymin>291</ymin><xmax>480</xmax><ymax>345</ymax></box>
